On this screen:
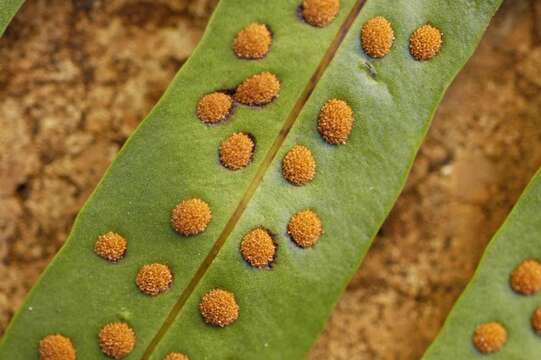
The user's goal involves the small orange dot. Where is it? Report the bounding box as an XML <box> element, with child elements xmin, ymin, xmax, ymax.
<box><xmin>197</xmin><ymin>92</ymin><xmax>233</xmax><ymax>124</ymax></box>
<box><xmin>472</xmin><ymin>322</ymin><xmax>507</xmax><ymax>354</ymax></box>
<box><xmin>282</xmin><ymin>145</ymin><xmax>316</xmax><ymax>186</ymax></box>
<box><xmin>98</xmin><ymin>322</ymin><xmax>136</xmax><ymax>359</ymax></box>
<box><xmin>39</xmin><ymin>334</ymin><xmax>76</xmax><ymax>360</ymax></box>
<box><xmin>510</xmin><ymin>259</ymin><xmax>541</xmax><ymax>295</ymax></box>
<box><xmin>240</xmin><ymin>228</ymin><xmax>276</xmax><ymax>268</ymax></box>
<box><xmin>219</xmin><ymin>132</ymin><xmax>255</xmax><ymax>170</ymax></box>
<box><xmin>164</xmin><ymin>352</ymin><xmax>190</xmax><ymax>360</ymax></box>
<box><xmin>136</xmin><ymin>263</ymin><xmax>173</xmax><ymax>296</ymax></box>
<box><xmin>234</xmin><ymin>72</ymin><xmax>280</xmax><ymax>106</ymax></box>
<box><xmin>233</xmin><ymin>23</ymin><xmax>272</xmax><ymax>59</ymax></box>
<box><xmin>302</xmin><ymin>0</ymin><xmax>340</xmax><ymax>27</ymax></box>
<box><xmin>288</xmin><ymin>210</ymin><xmax>323</xmax><ymax>248</ymax></box>
<box><xmin>318</xmin><ymin>99</ymin><xmax>353</xmax><ymax>145</ymax></box>
<box><xmin>94</xmin><ymin>231</ymin><xmax>127</xmax><ymax>262</ymax></box>
<box><xmin>171</xmin><ymin>198</ymin><xmax>212</xmax><ymax>236</ymax></box>
<box><xmin>199</xmin><ymin>289</ymin><xmax>239</xmax><ymax>327</ymax></box>
<box><xmin>361</xmin><ymin>16</ymin><xmax>395</xmax><ymax>58</ymax></box>
<box><xmin>409</xmin><ymin>24</ymin><xmax>443</xmax><ymax>61</ymax></box>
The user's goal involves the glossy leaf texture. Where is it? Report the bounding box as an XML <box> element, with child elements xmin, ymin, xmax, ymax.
<box><xmin>424</xmin><ymin>168</ymin><xmax>541</xmax><ymax>359</ymax></box>
<box><xmin>0</xmin><ymin>0</ymin><xmax>24</xmax><ymax>36</ymax></box>
<box><xmin>0</xmin><ymin>0</ymin><xmax>502</xmax><ymax>359</ymax></box>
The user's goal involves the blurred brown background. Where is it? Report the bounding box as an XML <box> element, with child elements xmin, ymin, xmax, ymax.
<box><xmin>1</xmin><ymin>0</ymin><xmax>541</xmax><ymax>359</ymax></box>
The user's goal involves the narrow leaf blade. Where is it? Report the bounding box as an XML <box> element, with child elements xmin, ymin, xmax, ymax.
<box><xmin>150</xmin><ymin>0</ymin><xmax>503</xmax><ymax>358</ymax></box>
<box><xmin>424</xmin><ymin>168</ymin><xmax>541</xmax><ymax>359</ymax></box>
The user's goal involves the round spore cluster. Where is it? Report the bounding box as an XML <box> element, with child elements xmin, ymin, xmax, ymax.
<box><xmin>409</xmin><ymin>24</ymin><xmax>443</xmax><ymax>61</ymax></box>
<box><xmin>39</xmin><ymin>334</ymin><xmax>76</xmax><ymax>360</ymax></box>
<box><xmin>219</xmin><ymin>132</ymin><xmax>255</xmax><ymax>170</ymax></box>
<box><xmin>235</xmin><ymin>72</ymin><xmax>281</xmax><ymax>106</ymax></box>
<box><xmin>197</xmin><ymin>92</ymin><xmax>233</xmax><ymax>124</ymax></box>
<box><xmin>171</xmin><ymin>198</ymin><xmax>212</xmax><ymax>236</ymax></box>
<box><xmin>301</xmin><ymin>0</ymin><xmax>340</xmax><ymax>27</ymax></box>
<box><xmin>199</xmin><ymin>289</ymin><xmax>239</xmax><ymax>327</ymax></box>
<box><xmin>94</xmin><ymin>231</ymin><xmax>127</xmax><ymax>262</ymax></box>
<box><xmin>472</xmin><ymin>322</ymin><xmax>507</xmax><ymax>354</ymax></box>
<box><xmin>511</xmin><ymin>259</ymin><xmax>541</xmax><ymax>295</ymax></box>
<box><xmin>318</xmin><ymin>98</ymin><xmax>353</xmax><ymax>145</ymax></box>
<box><xmin>98</xmin><ymin>322</ymin><xmax>136</xmax><ymax>359</ymax></box>
<box><xmin>233</xmin><ymin>23</ymin><xmax>272</xmax><ymax>59</ymax></box>
<box><xmin>136</xmin><ymin>263</ymin><xmax>173</xmax><ymax>296</ymax></box>
<box><xmin>240</xmin><ymin>228</ymin><xmax>276</xmax><ymax>268</ymax></box>
<box><xmin>361</xmin><ymin>16</ymin><xmax>394</xmax><ymax>58</ymax></box>
<box><xmin>287</xmin><ymin>210</ymin><xmax>323</xmax><ymax>248</ymax></box>
<box><xmin>282</xmin><ymin>145</ymin><xmax>316</xmax><ymax>186</ymax></box>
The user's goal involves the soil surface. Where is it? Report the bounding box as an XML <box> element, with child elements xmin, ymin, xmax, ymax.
<box><xmin>1</xmin><ymin>1</ymin><xmax>541</xmax><ymax>359</ymax></box>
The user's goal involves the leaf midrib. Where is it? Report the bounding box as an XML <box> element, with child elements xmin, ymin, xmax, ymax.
<box><xmin>141</xmin><ymin>1</ymin><xmax>367</xmax><ymax>357</ymax></box>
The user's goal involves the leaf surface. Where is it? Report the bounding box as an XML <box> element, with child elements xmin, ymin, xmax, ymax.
<box><xmin>424</xmin><ymin>168</ymin><xmax>541</xmax><ymax>359</ymax></box>
<box><xmin>148</xmin><ymin>1</ymin><xmax>503</xmax><ymax>358</ymax></box>
<box><xmin>0</xmin><ymin>0</ymin><xmax>502</xmax><ymax>359</ymax></box>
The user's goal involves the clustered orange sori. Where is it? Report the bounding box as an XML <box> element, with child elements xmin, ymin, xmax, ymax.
<box><xmin>49</xmin><ymin>8</ymin><xmax>454</xmax><ymax>359</ymax></box>
<box><xmin>171</xmin><ymin>198</ymin><xmax>212</xmax><ymax>236</ymax></box>
<box><xmin>199</xmin><ymin>288</ymin><xmax>239</xmax><ymax>327</ymax></box>
<box><xmin>39</xmin><ymin>334</ymin><xmax>76</xmax><ymax>360</ymax></box>
<box><xmin>94</xmin><ymin>231</ymin><xmax>127</xmax><ymax>262</ymax></box>
<box><xmin>282</xmin><ymin>145</ymin><xmax>316</xmax><ymax>186</ymax></box>
<box><xmin>98</xmin><ymin>322</ymin><xmax>136</xmax><ymax>359</ymax></box>
<box><xmin>197</xmin><ymin>27</ymin><xmax>280</xmax><ymax>124</ymax></box>
<box><xmin>240</xmin><ymin>228</ymin><xmax>276</xmax><ymax>268</ymax></box>
<box><xmin>235</xmin><ymin>71</ymin><xmax>281</xmax><ymax>106</ymax></box>
<box><xmin>233</xmin><ymin>23</ymin><xmax>272</xmax><ymax>59</ymax></box>
<box><xmin>197</xmin><ymin>92</ymin><xmax>233</xmax><ymax>124</ymax></box>
<box><xmin>53</xmin><ymin>9</ymin><xmax>453</xmax><ymax>357</ymax></box>
<box><xmin>287</xmin><ymin>210</ymin><xmax>323</xmax><ymax>248</ymax></box>
<box><xmin>136</xmin><ymin>263</ymin><xmax>173</xmax><ymax>296</ymax></box>
<box><xmin>62</xmin><ymin>7</ymin><xmax>451</xmax><ymax>355</ymax></box>
<box><xmin>301</xmin><ymin>0</ymin><xmax>340</xmax><ymax>27</ymax></box>
<box><xmin>510</xmin><ymin>259</ymin><xmax>541</xmax><ymax>295</ymax></box>
<box><xmin>219</xmin><ymin>132</ymin><xmax>255</xmax><ymax>170</ymax></box>
<box><xmin>164</xmin><ymin>352</ymin><xmax>190</xmax><ymax>360</ymax></box>
<box><xmin>409</xmin><ymin>24</ymin><xmax>443</xmax><ymax>61</ymax></box>
<box><xmin>472</xmin><ymin>322</ymin><xmax>507</xmax><ymax>354</ymax></box>
<box><xmin>318</xmin><ymin>98</ymin><xmax>353</xmax><ymax>145</ymax></box>
<box><xmin>361</xmin><ymin>16</ymin><xmax>395</xmax><ymax>58</ymax></box>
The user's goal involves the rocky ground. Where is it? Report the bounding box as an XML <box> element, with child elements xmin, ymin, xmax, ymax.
<box><xmin>1</xmin><ymin>0</ymin><xmax>541</xmax><ymax>359</ymax></box>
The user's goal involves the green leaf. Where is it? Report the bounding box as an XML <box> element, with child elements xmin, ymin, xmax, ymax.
<box><xmin>0</xmin><ymin>0</ymin><xmax>502</xmax><ymax>359</ymax></box>
<box><xmin>423</xmin><ymin>168</ymin><xmax>541</xmax><ymax>359</ymax></box>
<box><xmin>0</xmin><ymin>0</ymin><xmax>24</xmax><ymax>37</ymax></box>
